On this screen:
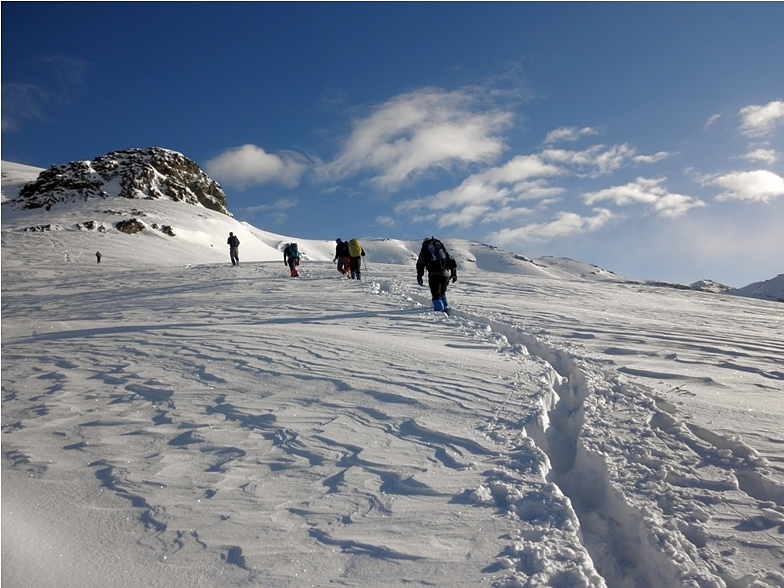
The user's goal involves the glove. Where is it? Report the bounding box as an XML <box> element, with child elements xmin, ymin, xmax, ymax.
<box><xmin>451</xmin><ymin>272</ymin><xmax>457</xmax><ymax>283</ymax></box>
<box><xmin>417</xmin><ymin>275</ymin><xmax>424</xmax><ymax>286</ymax></box>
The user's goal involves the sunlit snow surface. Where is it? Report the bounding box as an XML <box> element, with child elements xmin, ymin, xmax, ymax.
<box><xmin>2</xmin><ymin>167</ymin><xmax>784</xmax><ymax>587</ymax></box>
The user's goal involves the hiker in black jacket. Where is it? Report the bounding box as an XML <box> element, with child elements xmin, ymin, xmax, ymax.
<box><xmin>416</xmin><ymin>237</ymin><xmax>457</xmax><ymax>313</ymax></box>
<box><xmin>333</xmin><ymin>239</ymin><xmax>351</xmax><ymax>277</ymax></box>
<box><xmin>227</xmin><ymin>232</ymin><xmax>240</xmax><ymax>266</ymax></box>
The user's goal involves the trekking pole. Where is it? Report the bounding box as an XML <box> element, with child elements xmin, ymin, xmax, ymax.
<box><xmin>362</xmin><ymin>256</ymin><xmax>368</xmax><ymax>278</ymax></box>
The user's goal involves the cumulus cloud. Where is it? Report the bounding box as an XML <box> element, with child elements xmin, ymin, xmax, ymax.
<box><xmin>205</xmin><ymin>144</ymin><xmax>308</xmax><ymax>189</ymax></box>
<box><xmin>713</xmin><ymin>170</ymin><xmax>784</xmax><ymax>203</ymax></box>
<box><xmin>739</xmin><ymin>100</ymin><xmax>784</xmax><ymax>137</ymax></box>
<box><xmin>396</xmin><ymin>142</ymin><xmax>649</xmax><ymax>229</ymax></box>
<box><xmin>487</xmin><ymin>208</ymin><xmax>615</xmax><ymax>244</ymax></box>
<box><xmin>323</xmin><ymin>88</ymin><xmax>514</xmax><ymax>189</ymax></box>
<box><xmin>742</xmin><ymin>148</ymin><xmax>778</xmax><ymax>164</ymax></box>
<box><xmin>583</xmin><ymin>177</ymin><xmax>706</xmax><ymax>218</ymax></box>
<box><xmin>543</xmin><ymin>126</ymin><xmax>599</xmax><ymax>145</ymax></box>
<box><xmin>395</xmin><ymin>154</ymin><xmax>562</xmax><ymax>227</ymax></box>
<box><xmin>540</xmin><ymin>144</ymin><xmax>637</xmax><ymax>177</ymax></box>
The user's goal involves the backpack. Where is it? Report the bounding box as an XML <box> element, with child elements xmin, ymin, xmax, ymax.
<box><xmin>348</xmin><ymin>239</ymin><xmax>362</xmax><ymax>257</ymax></box>
<box><xmin>285</xmin><ymin>243</ymin><xmax>300</xmax><ymax>259</ymax></box>
<box><xmin>422</xmin><ymin>238</ymin><xmax>456</xmax><ymax>272</ymax></box>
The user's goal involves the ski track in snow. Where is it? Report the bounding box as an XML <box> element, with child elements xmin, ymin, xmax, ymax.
<box><xmin>2</xmin><ymin>260</ymin><xmax>784</xmax><ymax>588</ymax></box>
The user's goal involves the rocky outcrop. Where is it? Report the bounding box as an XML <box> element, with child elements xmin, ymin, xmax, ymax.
<box><xmin>13</xmin><ymin>148</ymin><xmax>229</xmax><ymax>215</ymax></box>
<box><xmin>115</xmin><ymin>218</ymin><xmax>146</xmax><ymax>234</ymax></box>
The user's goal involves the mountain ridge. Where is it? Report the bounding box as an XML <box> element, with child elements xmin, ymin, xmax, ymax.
<box><xmin>2</xmin><ymin>155</ymin><xmax>781</xmax><ymax>301</ymax></box>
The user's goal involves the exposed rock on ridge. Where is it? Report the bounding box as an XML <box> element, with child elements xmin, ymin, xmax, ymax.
<box><xmin>13</xmin><ymin>148</ymin><xmax>229</xmax><ymax>215</ymax></box>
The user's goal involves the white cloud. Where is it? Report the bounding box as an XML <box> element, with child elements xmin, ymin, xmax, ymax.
<box><xmin>583</xmin><ymin>177</ymin><xmax>706</xmax><ymax>218</ymax></box>
<box><xmin>633</xmin><ymin>151</ymin><xmax>672</xmax><ymax>164</ymax></box>
<box><xmin>205</xmin><ymin>144</ymin><xmax>308</xmax><ymax>189</ymax></box>
<box><xmin>323</xmin><ymin>88</ymin><xmax>513</xmax><ymax>189</ymax></box>
<box><xmin>704</xmin><ymin>113</ymin><xmax>722</xmax><ymax>129</ymax></box>
<box><xmin>396</xmin><ymin>142</ymin><xmax>646</xmax><ymax>230</ymax></box>
<box><xmin>543</xmin><ymin>126</ymin><xmax>599</xmax><ymax>145</ymax></box>
<box><xmin>480</xmin><ymin>205</ymin><xmax>535</xmax><ymax>224</ymax></box>
<box><xmin>395</xmin><ymin>155</ymin><xmax>562</xmax><ymax>227</ymax></box>
<box><xmin>713</xmin><ymin>170</ymin><xmax>784</xmax><ymax>203</ymax></box>
<box><xmin>742</xmin><ymin>148</ymin><xmax>778</xmax><ymax>165</ymax></box>
<box><xmin>540</xmin><ymin>144</ymin><xmax>637</xmax><ymax>177</ymax></box>
<box><xmin>376</xmin><ymin>216</ymin><xmax>396</xmax><ymax>227</ymax></box>
<box><xmin>241</xmin><ymin>197</ymin><xmax>298</xmax><ymax>225</ymax></box>
<box><xmin>487</xmin><ymin>208</ymin><xmax>615</xmax><ymax>244</ymax></box>
<box><xmin>739</xmin><ymin>101</ymin><xmax>784</xmax><ymax>137</ymax></box>
<box><xmin>2</xmin><ymin>56</ymin><xmax>87</xmax><ymax>132</ymax></box>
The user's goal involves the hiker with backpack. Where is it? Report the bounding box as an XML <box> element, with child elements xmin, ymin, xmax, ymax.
<box><xmin>347</xmin><ymin>238</ymin><xmax>365</xmax><ymax>280</ymax></box>
<box><xmin>333</xmin><ymin>239</ymin><xmax>351</xmax><ymax>277</ymax></box>
<box><xmin>416</xmin><ymin>237</ymin><xmax>457</xmax><ymax>313</ymax></box>
<box><xmin>227</xmin><ymin>232</ymin><xmax>240</xmax><ymax>266</ymax></box>
<box><xmin>283</xmin><ymin>242</ymin><xmax>300</xmax><ymax>277</ymax></box>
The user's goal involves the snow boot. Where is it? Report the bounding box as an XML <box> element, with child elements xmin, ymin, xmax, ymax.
<box><xmin>433</xmin><ymin>299</ymin><xmax>445</xmax><ymax>312</ymax></box>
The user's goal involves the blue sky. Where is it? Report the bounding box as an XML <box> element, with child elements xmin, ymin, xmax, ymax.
<box><xmin>3</xmin><ymin>2</ymin><xmax>783</xmax><ymax>287</ymax></box>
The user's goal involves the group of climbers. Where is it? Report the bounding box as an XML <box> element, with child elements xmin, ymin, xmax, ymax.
<box><xmin>227</xmin><ymin>233</ymin><xmax>457</xmax><ymax>313</ymax></box>
<box><xmin>333</xmin><ymin>238</ymin><xmax>365</xmax><ymax>280</ymax></box>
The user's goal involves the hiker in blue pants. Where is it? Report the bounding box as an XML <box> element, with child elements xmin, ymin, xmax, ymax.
<box><xmin>416</xmin><ymin>237</ymin><xmax>457</xmax><ymax>312</ymax></box>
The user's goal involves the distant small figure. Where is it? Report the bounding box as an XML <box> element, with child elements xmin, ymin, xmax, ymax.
<box><xmin>96</xmin><ymin>251</ymin><xmax>102</xmax><ymax>264</ymax></box>
<box><xmin>333</xmin><ymin>239</ymin><xmax>351</xmax><ymax>277</ymax></box>
<box><xmin>347</xmin><ymin>239</ymin><xmax>365</xmax><ymax>280</ymax></box>
<box><xmin>227</xmin><ymin>232</ymin><xmax>240</xmax><ymax>266</ymax></box>
<box><xmin>283</xmin><ymin>242</ymin><xmax>300</xmax><ymax>277</ymax></box>
<box><xmin>416</xmin><ymin>237</ymin><xmax>457</xmax><ymax>313</ymax></box>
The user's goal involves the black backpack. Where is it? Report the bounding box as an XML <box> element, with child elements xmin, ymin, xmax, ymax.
<box><xmin>422</xmin><ymin>238</ymin><xmax>456</xmax><ymax>272</ymax></box>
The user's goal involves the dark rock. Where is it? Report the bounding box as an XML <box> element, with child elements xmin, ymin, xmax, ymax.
<box><xmin>116</xmin><ymin>218</ymin><xmax>145</xmax><ymax>234</ymax></box>
<box><xmin>14</xmin><ymin>148</ymin><xmax>229</xmax><ymax>215</ymax></box>
<box><xmin>24</xmin><ymin>224</ymin><xmax>52</xmax><ymax>232</ymax></box>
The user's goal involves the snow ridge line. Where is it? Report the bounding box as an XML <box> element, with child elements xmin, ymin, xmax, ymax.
<box><xmin>370</xmin><ymin>278</ymin><xmax>732</xmax><ymax>587</ymax></box>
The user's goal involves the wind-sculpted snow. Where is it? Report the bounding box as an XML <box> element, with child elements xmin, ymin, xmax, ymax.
<box><xmin>3</xmin><ymin>258</ymin><xmax>783</xmax><ymax>587</ymax></box>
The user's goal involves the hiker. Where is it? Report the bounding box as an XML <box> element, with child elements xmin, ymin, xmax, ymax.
<box><xmin>333</xmin><ymin>239</ymin><xmax>351</xmax><ymax>277</ymax></box>
<box><xmin>96</xmin><ymin>251</ymin><xmax>102</xmax><ymax>264</ymax></box>
<box><xmin>283</xmin><ymin>242</ymin><xmax>300</xmax><ymax>277</ymax></box>
<box><xmin>416</xmin><ymin>237</ymin><xmax>457</xmax><ymax>313</ymax></box>
<box><xmin>347</xmin><ymin>238</ymin><xmax>365</xmax><ymax>280</ymax></box>
<box><xmin>227</xmin><ymin>232</ymin><xmax>240</xmax><ymax>266</ymax></box>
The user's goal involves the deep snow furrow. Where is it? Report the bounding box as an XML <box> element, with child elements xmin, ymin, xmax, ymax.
<box><xmin>450</xmin><ymin>307</ymin><xmax>784</xmax><ymax>586</ymax></box>
<box><xmin>376</xmin><ymin>276</ymin><xmax>775</xmax><ymax>587</ymax></box>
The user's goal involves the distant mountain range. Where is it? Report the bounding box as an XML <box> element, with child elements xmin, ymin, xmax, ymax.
<box><xmin>2</xmin><ymin>150</ymin><xmax>781</xmax><ymax>302</ymax></box>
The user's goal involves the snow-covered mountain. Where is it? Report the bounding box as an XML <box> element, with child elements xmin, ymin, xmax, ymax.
<box><xmin>3</xmin><ymin>155</ymin><xmax>784</xmax><ymax>587</ymax></box>
<box><xmin>5</xmin><ymin>155</ymin><xmax>781</xmax><ymax>300</ymax></box>
<box><xmin>0</xmin><ymin>157</ymin><xmax>629</xmax><ymax>282</ymax></box>
<box><xmin>731</xmin><ymin>273</ymin><xmax>784</xmax><ymax>303</ymax></box>
<box><xmin>7</xmin><ymin>148</ymin><xmax>228</xmax><ymax>214</ymax></box>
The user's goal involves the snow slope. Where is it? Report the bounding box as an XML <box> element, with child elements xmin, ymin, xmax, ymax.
<box><xmin>732</xmin><ymin>274</ymin><xmax>784</xmax><ymax>303</ymax></box>
<box><xmin>3</xmin><ymin>161</ymin><xmax>784</xmax><ymax>587</ymax></box>
<box><xmin>1</xmin><ymin>161</ymin><xmax>45</xmax><ymax>203</ymax></box>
